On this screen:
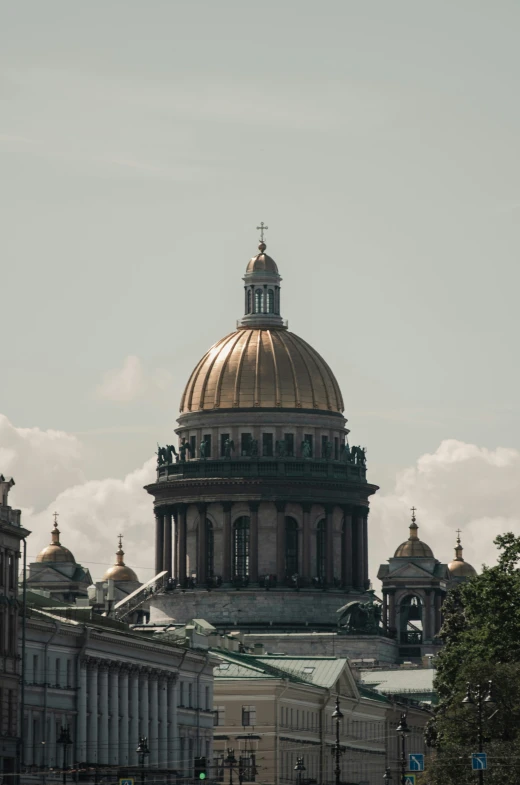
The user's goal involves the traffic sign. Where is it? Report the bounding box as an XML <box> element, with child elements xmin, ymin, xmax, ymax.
<box><xmin>472</xmin><ymin>752</ymin><xmax>487</xmax><ymax>770</ymax></box>
<box><xmin>119</xmin><ymin>779</ymin><xmax>135</xmax><ymax>785</ymax></box>
<box><xmin>409</xmin><ymin>753</ymin><xmax>424</xmax><ymax>772</ymax></box>
<box><xmin>404</xmin><ymin>776</ymin><xmax>415</xmax><ymax>785</ymax></box>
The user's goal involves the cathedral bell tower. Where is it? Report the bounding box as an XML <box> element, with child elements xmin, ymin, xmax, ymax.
<box><xmin>146</xmin><ymin>231</ymin><xmax>379</xmax><ymax>628</ymax></box>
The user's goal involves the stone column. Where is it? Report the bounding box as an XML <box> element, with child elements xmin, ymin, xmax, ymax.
<box><xmin>302</xmin><ymin>503</ymin><xmax>311</xmax><ymax>578</ymax></box>
<box><xmin>353</xmin><ymin>509</ymin><xmax>365</xmax><ymax>589</ymax></box>
<box><xmin>435</xmin><ymin>592</ymin><xmax>443</xmax><ymax>637</ymax></box>
<box><xmin>139</xmin><ymin>669</ymin><xmax>149</xmax><ymax>739</ymax></box>
<box><xmin>119</xmin><ymin>666</ymin><xmax>129</xmax><ymax>765</ymax></box>
<box><xmin>249</xmin><ymin>502</ymin><xmax>259</xmax><ymax>583</ymax></box>
<box><xmin>109</xmin><ymin>665</ymin><xmax>119</xmax><ymax>766</ymax></box>
<box><xmin>149</xmin><ymin>672</ymin><xmax>159</xmax><ymax>766</ymax></box>
<box><xmin>168</xmin><ymin>676</ymin><xmax>178</xmax><ymax>769</ymax></box>
<box><xmin>155</xmin><ymin>511</ymin><xmax>165</xmax><ymax>576</ymax></box>
<box><xmin>163</xmin><ymin>510</ymin><xmax>173</xmax><ymax>579</ymax></box>
<box><xmin>276</xmin><ymin>502</ymin><xmax>286</xmax><ymax>581</ymax></box>
<box><xmin>158</xmin><ymin>675</ymin><xmax>168</xmax><ymax>768</ymax></box>
<box><xmin>98</xmin><ymin>662</ymin><xmax>109</xmax><ymax>764</ymax></box>
<box><xmin>87</xmin><ymin>658</ymin><xmax>98</xmax><ymax>764</ymax></box>
<box><xmin>382</xmin><ymin>590</ymin><xmax>388</xmax><ymax>630</ymax></box>
<box><xmin>424</xmin><ymin>590</ymin><xmax>434</xmax><ymax>641</ymax></box>
<box><xmin>325</xmin><ymin>505</ymin><xmax>334</xmax><ymax>584</ymax></box>
<box><xmin>76</xmin><ymin>659</ymin><xmax>87</xmax><ymax>764</ymax></box>
<box><xmin>129</xmin><ymin>667</ymin><xmax>140</xmax><ymax>766</ymax></box>
<box><xmin>177</xmin><ymin>505</ymin><xmax>187</xmax><ymax>586</ymax></box>
<box><xmin>342</xmin><ymin>507</ymin><xmax>353</xmax><ymax>588</ymax></box>
<box><xmin>25</xmin><ymin>709</ymin><xmax>33</xmax><ymax>765</ymax></box>
<box><xmin>388</xmin><ymin>591</ymin><xmax>396</xmax><ymax>632</ymax></box>
<box><xmin>362</xmin><ymin>512</ymin><xmax>370</xmax><ymax>589</ymax></box>
<box><xmin>197</xmin><ymin>503</ymin><xmax>207</xmax><ymax>584</ymax></box>
<box><xmin>222</xmin><ymin>502</ymin><xmax>232</xmax><ymax>582</ymax></box>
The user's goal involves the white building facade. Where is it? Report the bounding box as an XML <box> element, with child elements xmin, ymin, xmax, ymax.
<box><xmin>22</xmin><ymin>604</ymin><xmax>215</xmax><ymax>778</ymax></box>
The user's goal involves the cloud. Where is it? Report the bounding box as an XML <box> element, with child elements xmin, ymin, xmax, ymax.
<box><xmin>95</xmin><ymin>355</ymin><xmax>173</xmax><ymax>403</ymax></box>
<box><xmin>370</xmin><ymin>439</ymin><xmax>520</xmax><ymax>587</ymax></box>
<box><xmin>0</xmin><ymin>414</ymin><xmax>84</xmax><ymax>511</ymax></box>
<box><xmin>25</xmin><ymin>458</ymin><xmax>156</xmax><ymax>582</ymax></box>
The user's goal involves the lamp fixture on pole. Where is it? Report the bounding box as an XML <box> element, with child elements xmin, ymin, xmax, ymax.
<box><xmin>294</xmin><ymin>756</ymin><xmax>306</xmax><ymax>785</ymax></box>
<box><xmin>331</xmin><ymin>696</ymin><xmax>344</xmax><ymax>785</ymax></box>
<box><xmin>462</xmin><ymin>681</ymin><xmax>497</xmax><ymax>785</ymax></box>
<box><xmin>395</xmin><ymin>713</ymin><xmax>409</xmax><ymax>785</ymax></box>
<box><xmin>57</xmin><ymin>726</ymin><xmax>72</xmax><ymax>785</ymax></box>
<box><xmin>136</xmin><ymin>736</ymin><xmax>150</xmax><ymax>785</ymax></box>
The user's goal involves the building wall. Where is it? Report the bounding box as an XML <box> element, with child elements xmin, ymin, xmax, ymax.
<box><xmin>22</xmin><ymin>614</ymin><xmax>215</xmax><ymax>778</ymax></box>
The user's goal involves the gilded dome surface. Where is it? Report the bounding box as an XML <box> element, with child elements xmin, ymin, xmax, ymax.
<box><xmin>180</xmin><ymin>328</ymin><xmax>344</xmax><ymax>413</ymax></box>
<box><xmin>246</xmin><ymin>250</ymin><xmax>279</xmax><ymax>274</ymax></box>
<box><xmin>394</xmin><ymin>515</ymin><xmax>434</xmax><ymax>558</ymax></box>
<box><xmin>103</xmin><ymin>564</ymin><xmax>138</xmax><ymax>582</ymax></box>
<box><xmin>448</xmin><ymin>559</ymin><xmax>477</xmax><ymax>578</ymax></box>
<box><xmin>36</xmin><ymin>544</ymin><xmax>76</xmax><ymax>563</ymax></box>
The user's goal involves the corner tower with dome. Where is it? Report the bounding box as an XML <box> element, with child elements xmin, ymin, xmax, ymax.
<box><xmin>146</xmin><ymin>236</ymin><xmax>379</xmax><ymax>628</ymax></box>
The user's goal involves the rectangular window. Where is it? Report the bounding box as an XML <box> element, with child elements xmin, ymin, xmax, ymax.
<box><xmin>242</xmin><ymin>705</ymin><xmax>256</xmax><ymax>726</ymax></box>
<box><xmin>8</xmin><ymin>553</ymin><xmax>15</xmax><ymax>590</ymax></box>
<box><xmin>334</xmin><ymin>437</ymin><xmax>339</xmax><ymax>460</ymax></box>
<box><xmin>190</xmin><ymin>435</ymin><xmax>196</xmax><ymax>458</ymax></box>
<box><xmin>213</xmin><ymin>705</ymin><xmax>225</xmax><ymax>726</ymax></box>
<box><xmin>203</xmin><ymin>434</ymin><xmax>212</xmax><ymax>458</ymax></box>
<box><xmin>304</xmin><ymin>434</ymin><xmax>313</xmax><ymax>457</ymax></box>
<box><xmin>55</xmin><ymin>658</ymin><xmax>60</xmax><ymax>687</ymax></box>
<box><xmin>220</xmin><ymin>434</ymin><xmax>230</xmax><ymax>457</ymax></box>
<box><xmin>262</xmin><ymin>433</ymin><xmax>273</xmax><ymax>457</ymax></box>
<box><xmin>179</xmin><ymin>681</ymin><xmax>185</xmax><ymax>706</ymax></box>
<box><xmin>33</xmin><ymin>654</ymin><xmax>38</xmax><ymax>683</ymax></box>
<box><xmin>241</xmin><ymin>433</ymin><xmax>252</xmax><ymax>456</ymax></box>
<box><xmin>321</xmin><ymin>435</ymin><xmax>328</xmax><ymax>458</ymax></box>
<box><xmin>66</xmin><ymin>659</ymin><xmax>72</xmax><ymax>688</ymax></box>
<box><xmin>205</xmin><ymin>685</ymin><xmax>210</xmax><ymax>710</ymax></box>
<box><xmin>284</xmin><ymin>433</ymin><xmax>294</xmax><ymax>457</ymax></box>
<box><xmin>188</xmin><ymin>682</ymin><xmax>193</xmax><ymax>707</ymax></box>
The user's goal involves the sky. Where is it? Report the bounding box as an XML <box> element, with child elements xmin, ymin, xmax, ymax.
<box><xmin>1</xmin><ymin>1</ymin><xmax>520</xmax><ymax>584</ymax></box>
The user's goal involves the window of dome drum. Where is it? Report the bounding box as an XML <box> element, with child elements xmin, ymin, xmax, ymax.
<box><xmin>233</xmin><ymin>518</ymin><xmax>250</xmax><ymax>579</ymax></box>
<box><xmin>284</xmin><ymin>433</ymin><xmax>294</xmax><ymax>457</ymax></box>
<box><xmin>262</xmin><ymin>433</ymin><xmax>273</xmax><ymax>457</ymax></box>
<box><xmin>285</xmin><ymin>518</ymin><xmax>299</xmax><ymax>575</ymax></box>
<box><xmin>316</xmin><ymin>520</ymin><xmax>326</xmax><ymax>580</ymax></box>
<box><xmin>202</xmin><ymin>434</ymin><xmax>211</xmax><ymax>458</ymax></box>
<box><xmin>241</xmin><ymin>433</ymin><xmax>252</xmax><ymax>456</ymax></box>
<box><xmin>220</xmin><ymin>434</ymin><xmax>229</xmax><ymax>458</ymax></box>
<box><xmin>206</xmin><ymin>520</ymin><xmax>214</xmax><ymax>578</ymax></box>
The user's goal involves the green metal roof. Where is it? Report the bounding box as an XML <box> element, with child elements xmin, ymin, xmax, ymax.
<box><xmin>255</xmin><ymin>656</ymin><xmax>348</xmax><ymax>689</ymax></box>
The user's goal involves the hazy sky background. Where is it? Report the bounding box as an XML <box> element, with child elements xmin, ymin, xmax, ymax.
<box><xmin>2</xmin><ymin>1</ymin><xmax>519</xmax><ymax>581</ymax></box>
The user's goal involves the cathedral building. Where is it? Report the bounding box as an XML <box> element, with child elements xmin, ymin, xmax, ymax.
<box><xmin>146</xmin><ymin>238</ymin><xmax>378</xmax><ymax>629</ymax></box>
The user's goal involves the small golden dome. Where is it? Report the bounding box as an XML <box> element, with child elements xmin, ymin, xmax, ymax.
<box><xmin>36</xmin><ymin>517</ymin><xmax>76</xmax><ymax>564</ymax></box>
<box><xmin>448</xmin><ymin>532</ymin><xmax>477</xmax><ymax>578</ymax></box>
<box><xmin>246</xmin><ymin>246</ymin><xmax>279</xmax><ymax>275</ymax></box>
<box><xmin>102</xmin><ymin>535</ymin><xmax>138</xmax><ymax>582</ymax></box>
<box><xmin>180</xmin><ymin>328</ymin><xmax>344</xmax><ymax>412</ymax></box>
<box><xmin>394</xmin><ymin>509</ymin><xmax>434</xmax><ymax>559</ymax></box>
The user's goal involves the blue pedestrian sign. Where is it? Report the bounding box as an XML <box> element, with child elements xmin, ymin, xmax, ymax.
<box><xmin>119</xmin><ymin>779</ymin><xmax>135</xmax><ymax>785</ymax></box>
<box><xmin>409</xmin><ymin>753</ymin><xmax>424</xmax><ymax>772</ymax></box>
<box><xmin>472</xmin><ymin>753</ymin><xmax>487</xmax><ymax>770</ymax></box>
<box><xmin>404</xmin><ymin>776</ymin><xmax>416</xmax><ymax>785</ymax></box>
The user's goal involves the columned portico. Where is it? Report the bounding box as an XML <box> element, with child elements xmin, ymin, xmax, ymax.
<box><xmin>249</xmin><ymin>502</ymin><xmax>259</xmax><ymax>582</ymax></box>
<box><xmin>163</xmin><ymin>509</ymin><xmax>173</xmax><ymax>579</ymax></box>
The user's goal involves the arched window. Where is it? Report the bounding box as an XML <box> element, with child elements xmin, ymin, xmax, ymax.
<box><xmin>399</xmin><ymin>595</ymin><xmax>423</xmax><ymax>644</ymax></box>
<box><xmin>233</xmin><ymin>517</ymin><xmax>250</xmax><ymax>579</ymax></box>
<box><xmin>255</xmin><ymin>289</ymin><xmax>263</xmax><ymax>313</ymax></box>
<box><xmin>266</xmin><ymin>289</ymin><xmax>274</xmax><ymax>313</ymax></box>
<box><xmin>316</xmin><ymin>520</ymin><xmax>326</xmax><ymax>580</ymax></box>
<box><xmin>206</xmin><ymin>520</ymin><xmax>214</xmax><ymax>578</ymax></box>
<box><xmin>247</xmin><ymin>289</ymin><xmax>252</xmax><ymax>314</ymax></box>
<box><xmin>285</xmin><ymin>517</ymin><xmax>299</xmax><ymax>576</ymax></box>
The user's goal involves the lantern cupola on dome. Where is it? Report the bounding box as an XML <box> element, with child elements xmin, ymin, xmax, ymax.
<box><xmin>36</xmin><ymin>514</ymin><xmax>76</xmax><ymax>564</ymax></box>
<box><xmin>393</xmin><ymin>508</ymin><xmax>434</xmax><ymax>559</ymax></box>
<box><xmin>448</xmin><ymin>530</ymin><xmax>477</xmax><ymax>579</ymax></box>
<box><xmin>103</xmin><ymin>535</ymin><xmax>139</xmax><ymax>582</ymax></box>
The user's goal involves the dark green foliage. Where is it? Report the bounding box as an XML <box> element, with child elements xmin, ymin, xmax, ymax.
<box><xmin>424</xmin><ymin>534</ymin><xmax>520</xmax><ymax>784</ymax></box>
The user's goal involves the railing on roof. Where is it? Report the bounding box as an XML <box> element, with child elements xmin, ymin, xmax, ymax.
<box><xmin>157</xmin><ymin>457</ymin><xmax>366</xmax><ymax>483</ymax></box>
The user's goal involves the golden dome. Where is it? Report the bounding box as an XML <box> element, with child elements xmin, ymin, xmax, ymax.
<box><xmin>180</xmin><ymin>328</ymin><xmax>344</xmax><ymax>413</ymax></box>
<box><xmin>246</xmin><ymin>244</ymin><xmax>279</xmax><ymax>274</ymax></box>
<box><xmin>102</xmin><ymin>535</ymin><xmax>138</xmax><ymax>582</ymax></box>
<box><xmin>36</xmin><ymin>518</ymin><xmax>76</xmax><ymax>564</ymax></box>
<box><xmin>394</xmin><ymin>510</ymin><xmax>434</xmax><ymax>558</ymax></box>
<box><xmin>448</xmin><ymin>532</ymin><xmax>477</xmax><ymax>578</ymax></box>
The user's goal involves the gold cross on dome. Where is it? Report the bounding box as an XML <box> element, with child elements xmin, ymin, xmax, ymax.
<box><xmin>410</xmin><ymin>506</ymin><xmax>417</xmax><ymax>522</ymax></box>
<box><xmin>256</xmin><ymin>222</ymin><xmax>268</xmax><ymax>242</ymax></box>
<box><xmin>456</xmin><ymin>528</ymin><xmax>462</xmax><ymax>541</ymax></box>
<box><xmin>53</xmin><ymin>511</ymin><xmax>59</xmax><ymax>527</ymax></box>
<box><xmin>118</xmin><ymin>533</ymin><xmax>123</xmax><ymax>549</ymax></box>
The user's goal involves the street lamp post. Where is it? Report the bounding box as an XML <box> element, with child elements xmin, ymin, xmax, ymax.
<box><xmin>396</xmin><ymin>713</ymin><xmax>409</xmax><ymax>785</ymax></box>
<box><xmin>136</xmin><ymin>736</ymin><xmax>150</xmax><ymax>785</ymax></box>
<box><xmin>57</xmin><ymin>726</ymin><xmax>72</xmax><ymax>785</ymax></box>
<box><xmin>226</xmin><ymin>748</ymin><xmax>237</xmax><ymax>785</ymax></box>
<box><xmin>294</xmin><ymin>756</ymin><xmax>306</xmax><ymax>785</ymax></box>
<box><xmin>462</xmin><ymin>681</ymin><xmax>497</xmax><ymax>785</ymax></box>
<box><xmin>332</xmin><ymin>696</ymin><xmax>344</xmax><ymax>785</ymax></box>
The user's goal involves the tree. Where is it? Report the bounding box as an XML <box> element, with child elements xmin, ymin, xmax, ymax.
<box><xmin>424</xmin><ymin>534</ymin><xmax>520</xmax><ymax>784</ymax></box>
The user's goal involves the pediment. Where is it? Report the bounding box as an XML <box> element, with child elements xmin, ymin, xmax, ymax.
<box><xmin>338</xmin><ymin>667</ymin><xmax>359</xmax><ymax>700</ymax></box>
<box><xmin>385</xmin><ymin>563</ymin><xmax>435</xmax><ymax>580</ymax></box>
<box><xmin>27</xmin><ymin>568</ymin><xmax>74</xmax><ymax>584</ymax></box>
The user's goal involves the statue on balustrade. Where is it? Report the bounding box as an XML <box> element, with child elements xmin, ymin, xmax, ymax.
<box><xmin>337</xmin><ymin>600</ymin><xmax>382</xmax><ymax>635</ymax></box>
<box><xmin>342</xmin><ymin>442</ymin><xmax>351</xmax><ymax>462</ymax></box>
<box><xmin>179</xmin><ymin>438</ymin><xmax>191</xmax><ymax>462</ymax></box>
<box><xmin>156</xmin><ymin>444</ymin><xmax>177</xmax><ymax>466</ymax></box>
<box><xmin>199</xmin><ymin>440</ymin><xmax>207</xmax><ymax>460</ymax></box>
<box><xmin>301</xmin><ymin>440</ymin><xmax>312</xmax><ymax>459</ymax></box>
<box><xmin>350</xmin><ymin>446</ymin><xmax>367</xmax><ymax>467</ymax></box>
<box><xmin>322</xmin><ymin>441</ymin><xmax>333</xmax><ymax>459</ymax></box>
<box><xmin>276</xmin><ymin>439</ymin><xmax>287</xmax><ymax>458</ymax></box>
<box><xmin>224</xmin><ymin>438</ymin><xmax>235</xmax><ymax>458</ymax></box>
<box><xmin>249</xmin><ymin>438</ymin><xmax>259</xmax><ymax>457</ymax></box>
